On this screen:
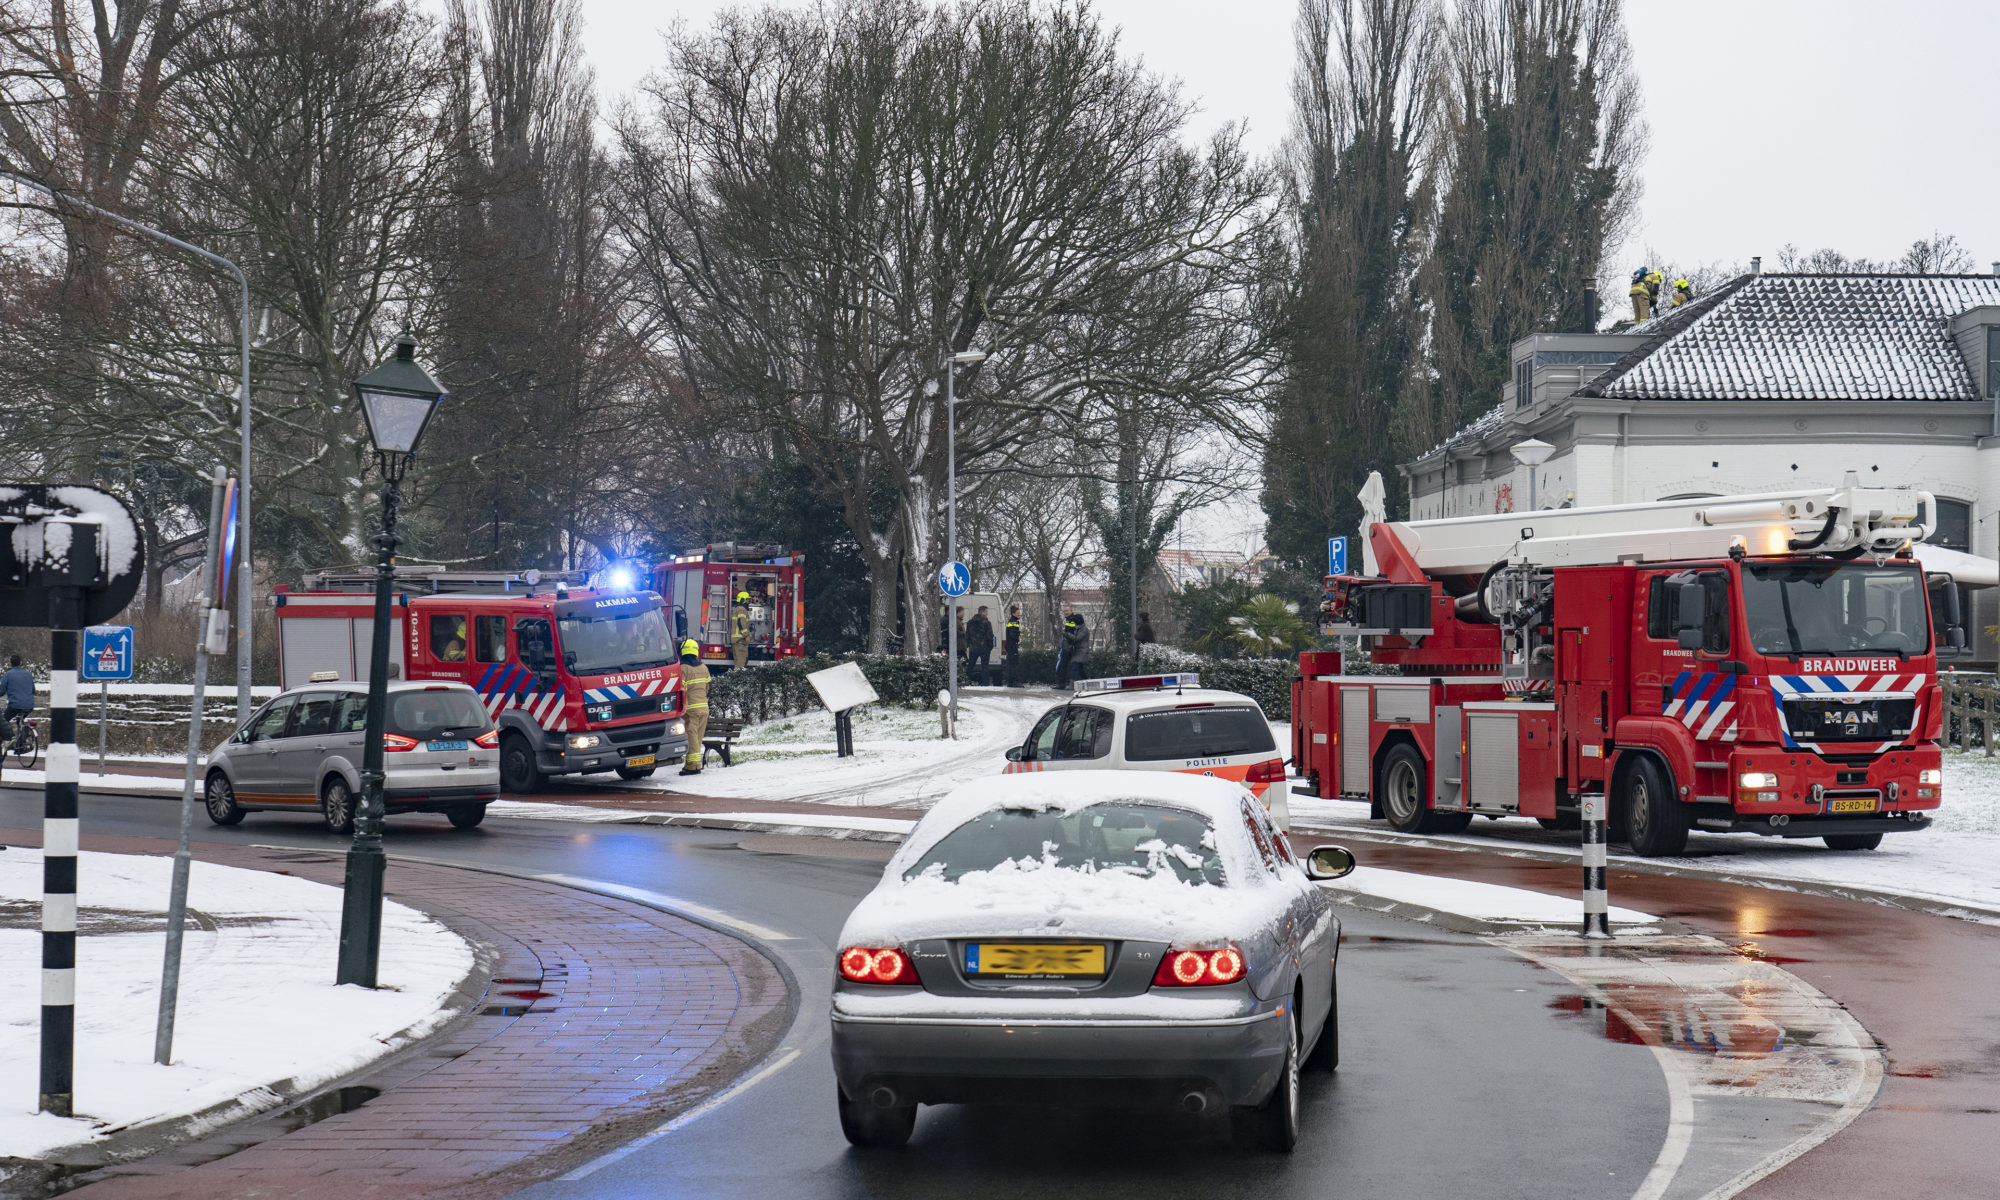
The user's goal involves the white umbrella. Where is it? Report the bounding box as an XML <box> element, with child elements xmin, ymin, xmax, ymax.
<box><xmin>1357</xmin><ymin>471</ymin><xmax>1387</xmax><ymax>576</ymax></box>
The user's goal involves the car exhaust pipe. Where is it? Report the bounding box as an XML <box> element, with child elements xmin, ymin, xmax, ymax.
<box><xmin>1180</xmin><ymin>1091</ymin><xmax>1207</xmax><ymax>1114</ymax></box>
<box><xmin>869</xmin><ymin>1087</ymin><xmax>900</xmax><ymax>1109</ymax></box>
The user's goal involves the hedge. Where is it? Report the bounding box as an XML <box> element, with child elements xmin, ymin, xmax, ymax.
<box><xmin>705</xmin><ymin>654</ymin><xmax>947</xmax><ymax>722</ymax></box>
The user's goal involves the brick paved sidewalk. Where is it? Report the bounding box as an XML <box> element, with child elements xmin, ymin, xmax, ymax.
<box><xmin>0</xmin><ymin>828</ymin><xmax>788</xmax><ymax>1200</ymax></box>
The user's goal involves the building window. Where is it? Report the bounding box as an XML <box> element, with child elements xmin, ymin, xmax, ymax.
<box><xmin>1514</xmin><ymin>358</ymin><xmax>1533</xmax><ymax>408</ymax></box>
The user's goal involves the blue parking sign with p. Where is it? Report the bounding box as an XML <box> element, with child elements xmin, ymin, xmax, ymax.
<box><xmin>1328</xmin><ymin>537</ymin><xmax>1348</xmax><ymax>577</ymax></box>
<box><xmin>82</xmin><ymin>624</ymin><xmax>135</xmax><ymax>681</ymax></box>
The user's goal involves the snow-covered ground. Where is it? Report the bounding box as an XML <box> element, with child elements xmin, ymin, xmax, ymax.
<box><xmin>1292</xmin><ymin>750</ymin><xmax>2000</xmax><ymax>922</ymax></box>
<box><xmin>0</xmin><ymin>849</ymin><xmax>471</xmax><ymax>1162</ymax></box>
<box><xmin>558</xmin><ymin>689</ymin><xmax>1052</xmax><ymax>809</ymax></box>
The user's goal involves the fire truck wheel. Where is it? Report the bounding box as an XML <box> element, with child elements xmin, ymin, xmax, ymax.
<box><xmin>1822</xmin><ymin>832</ymin><xmax>1883</xmax><ymax>851</ymax></box>
<box><xmin>1621</xmin><ymin>756</ymin><xmax>1689</xmax><ymax>857</ymax></box>
<box><xmin>1376</xmin><ymin>743</ymin><xmax>1432</xmax><ymax>834</ymax></box>
<box><xmin>615</xmin><ymin>766</ymin><xmax>656</xmax><ymax>781</ymax></box>
<box><xmin>204</xmin><ymin>772</ymin><xmax>246</xmax><ymax>826</ymax></box>
<box><xmin>321</xmin><ymin>777</ymin><xmax>356</xmax><ymax>836</ymax></box>
<box><xmin>500</xmin><ymin>733</ymin><xmax>545</xmax><ymax>794</ymax></box>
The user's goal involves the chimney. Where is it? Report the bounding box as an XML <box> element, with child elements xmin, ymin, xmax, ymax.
<box><xmin>1582</xmin><ymin>285</ymin><xmax>1598</xmax><ymax>332</ymax></box>
<box><xmin>1991</xmin><ymin>261</ymin><xmax>1999</xmax><ymax>278</ymax></box>
<box><xmin>1750</xmin><ymin>256</ymin><xmax>1762</xmax><ymax>275</ymax></box>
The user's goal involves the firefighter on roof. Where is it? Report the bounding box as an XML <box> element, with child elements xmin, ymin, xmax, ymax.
<box><xmin>1629</xmin><ymin>268</ymin><xmax>1651</xmax><ymax>322</ymax></box>
<box><xmin>678</xmin><ymin>639</ymin><xmax>712</xmax><ymax>776</ymax></box>
<box><xmin>1672</xmin><ymin>278</ymin><xmax>1693</xmax><ymax>307</ymax></box>
<box><xmin>731</xmin><ymin>591</ymin><xmax>751</xmax><ymax>670</ymax></box>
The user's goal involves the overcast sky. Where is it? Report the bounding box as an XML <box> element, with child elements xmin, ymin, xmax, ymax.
<box><xmin>577</xmin><ymin>0</ymin><xmax>1996</xmax><ymax>274</ymax></box>
<box><xmin>572</xmin><ymin>0</ymin><xmax>1998</xmax><ymax>549</ymax></box>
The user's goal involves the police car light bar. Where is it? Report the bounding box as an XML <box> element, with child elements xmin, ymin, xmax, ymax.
<box><xmin>1073</xmin><ymin>673</ymin><xmax>1200</xmax><ymax>694</ymax></box>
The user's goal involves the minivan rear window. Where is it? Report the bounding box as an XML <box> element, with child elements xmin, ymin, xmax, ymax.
<box><xmin>387</xmin><ymin>690</ymin><xmax>493</xmax><ymax>741</ymax></box>
<box><xmin>1123</xmin><ymin>705</ymin><xmax>1275</xmax><ymax>762</ymax></box>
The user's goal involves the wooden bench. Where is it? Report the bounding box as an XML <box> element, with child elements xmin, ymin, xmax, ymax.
<box><xmin>702</xmin><ymin>717</ymin><xmax>747</xmax><ymax>766</ymax></box>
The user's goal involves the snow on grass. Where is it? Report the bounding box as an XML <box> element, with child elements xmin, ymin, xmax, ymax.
<box><xmin>563</xmin><ymin>689</ymin><xmax>1053</xmax><ymax>809</ymax></box>
<box><xmin>0</xmin><ymin>849</ymin><xmax>472</xmax><ymax>1161</ymax></box>
<box><xmin>1291</xmin><ymin>751</ymin><xmax>2000</xmax><ymax>921</ymax></box>
<box><xmin>0</xmin><ymin>768</ymin><xmax>194</xmax><ymax>793</ymax></box>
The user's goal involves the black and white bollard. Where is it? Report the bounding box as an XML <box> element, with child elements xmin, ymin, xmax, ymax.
<box><xmin>1580</xmin><ymin>792</ymin><xmax>1612</xmax><ymax>940</ymax></box>
<box><xmin>42</xmin><ymin>623</ymin><xmax>80</xmax><ymax>1116</ymax></box>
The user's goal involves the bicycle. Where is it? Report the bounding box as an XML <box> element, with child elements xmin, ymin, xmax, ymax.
<box><xmin>3</xmin><ymin>713</ymin><xmax>41</xmax><ymax>771</ymax></box>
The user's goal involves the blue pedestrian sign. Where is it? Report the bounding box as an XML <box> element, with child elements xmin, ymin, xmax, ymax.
<box><xmin>1328</xmin><ymin>536</ymin><xmax>1349</xmax><ymax>577</ymax></box>
<box><xmin>82</xmin><ymin>624</ymin><xmax>135</xmax><ymax>681</ymax></box>
<box><xmin>937</xmin><ymin>561</ymin><xmax>972</xmax><ymax>597</ymax></box>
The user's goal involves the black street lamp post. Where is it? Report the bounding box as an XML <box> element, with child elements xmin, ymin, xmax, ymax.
<box><xmin>337</xmin><ymin>332</ymin><xmax>446</xmax><ymax>988</ymax></box>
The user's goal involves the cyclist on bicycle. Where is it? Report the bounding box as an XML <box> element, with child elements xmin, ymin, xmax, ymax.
<box><xmin>2</xmin><ymin>655</ymin><xmax>33</xmax><ymax>736</ymax></box>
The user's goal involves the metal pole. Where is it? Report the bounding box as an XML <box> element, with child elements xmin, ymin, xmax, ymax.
<box><xmin>0</xmin><ymin>170</ymin><xmax>255</xmax><ymax>726</ymax></box>
<box><xmin>41</xmin><ymin>594</ymin><xmax>81</xmax><ymax>1116</ymax></box>
<box><xmin>1128</xmin><ymin>471</ymin><xmax>1138</xmax><ymax>664</ymax></box>
<box><xmin>1580</xmin><ymin>792</ymin><xmax>1612</xmax><ymax>939</ymax></box>
<box><xmin>946</xmin><ymin>359</ymin><xmax>958</xmax><ymax>733</ymax></box>
<box><xmin>337</xmin><ymin>465</ymin><xmax>398</xmax><ymax>987</ymax></box>
<box><xmin>97</xmin><ymin>682</ymin><xmax>107</xmax><ymax>774</ymax></box>
<box><xmin>156</xmin><ymin>471</ymin><xmax>228</xmax><ymax>1063</ymax></box>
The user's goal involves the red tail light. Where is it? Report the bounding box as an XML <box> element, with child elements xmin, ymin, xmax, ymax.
<box><xmin>473</xmin><ymin>729</ymin><xmax>499</xmax><ymax>749</ymax></box>
<box><xmin>1153</xmin><ymin>946</ymin><xmax>1247</xmax><ymax>987</ymax></box>
<box><xmin>839</xmin><ymin>946</ymin><xmax>915</xmax><ymax>985</ymax></box>
<box><xmin>1246</xmin><ymin>759</ymin><xmax>1287</xmax><ymax>785</ymax></box>
<box><xmin>382</xmin><ymin>733</ymin><xmax>419</xmax><ymax>752</ymax></box>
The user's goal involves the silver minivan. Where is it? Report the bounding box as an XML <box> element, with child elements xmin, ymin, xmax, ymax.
<box><xmin>205</xmin><ymin>680</ymin><xmax>500</xmax><ymax>832</ymax></box>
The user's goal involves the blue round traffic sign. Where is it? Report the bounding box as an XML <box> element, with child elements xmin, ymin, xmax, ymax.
<box><xmin>938</xmin><ymin>561</ymin><xmax>971</xmax><ymax>597</ymax></box>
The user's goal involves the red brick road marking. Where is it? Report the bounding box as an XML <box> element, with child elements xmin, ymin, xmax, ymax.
<box><xmin>0</xmin><ymin>830</ymin><xmax>787</xmax><ymax>1200</ymax></box>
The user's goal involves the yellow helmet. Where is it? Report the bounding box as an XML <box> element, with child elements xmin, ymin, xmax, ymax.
<box><xmin>1674</xmin><ymin>278</ymin><xmax>1691</xmax><ymax>290</ymax></box>
<box><xmin>736</xmin><ymin>591</ymin><xmax>749</xmax><ymax>602</ymax></box>
<box><xmin>680</xmin><ymin>639</ymin><xmax>699</xmax><ymax>657</ymax></box>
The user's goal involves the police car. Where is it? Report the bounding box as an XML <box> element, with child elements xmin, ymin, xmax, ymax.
<box><xmin>1001</xmin><ymin>674</ymin><xmax>1291</xmax><ymax>829</ymax></box>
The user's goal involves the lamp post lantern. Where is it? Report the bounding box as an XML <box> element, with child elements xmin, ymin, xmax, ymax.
<box><xmin>944</xmin><ymin>349</ymin><xmax>986</xmax><ymax>726</ymax></box>
<box><xmin>337</xmin><ymin>332</ymin><xmax>445</xmax><ymax>988</ymax></box>
<box><xmin>1510</xmin><ymin>437</ymin><xmax>1555</xmax><ymax>513</ymax></box>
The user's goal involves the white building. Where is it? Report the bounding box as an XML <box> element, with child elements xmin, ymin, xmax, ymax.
<box><xmin>1401</xmin><ymin>267</ymin><xmax>2000</xmax><ymax>660</ymax></box>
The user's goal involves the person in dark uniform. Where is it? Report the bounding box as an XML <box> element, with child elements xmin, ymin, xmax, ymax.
<box><xmin>1137</xmin><ymin>611</ymin><xmax>1156</xmax><ymax>646</ymax></box>
<box><xmin>965</xmin><ymin>605</ymin><xmax>995</xmax><ymax>685</ymax></box>
<box><xmin>1002</xmin><ymin>605</ymin><xmax>1023</xmax><ymax>688</ymax></box>
<box><xmin>1055</xmin><ymin>611</ymin><xmax>1090</xmax><ymax>688</ymax></box>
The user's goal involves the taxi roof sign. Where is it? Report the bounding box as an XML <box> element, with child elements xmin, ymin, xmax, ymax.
<box><xmin>1072</xmin><ymin>672</ymin><xmax>1199</xmax><ymax>695</ymax></box>
<box><xmin>308</xmin><ymin>670</ymin><xmax>342</xmax><ymax>682</ymax></box>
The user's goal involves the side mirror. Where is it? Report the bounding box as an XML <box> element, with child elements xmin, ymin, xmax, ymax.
<box><xmin>1303</xmin><ymin>844</ymin><xmax>1356</xmax><ymax>881</ymax></box>
<box><xmin>1675</xmin><ymin>580</ymin><xmax>1707</xmax><ymax>650</ymax></box>
<box><xmin>1005</xmin><ymin>746</ymin><xmax>1022</xmax><ymax>762</ymax></box>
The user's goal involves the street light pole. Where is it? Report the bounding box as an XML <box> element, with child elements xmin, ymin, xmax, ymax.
<box><xmin>1</xmin><ymin>169</ymin><xmax>256</xmax><ymax>725</ymax></box>
<box><xmin>337</xmin><ymin>333</ymin><xmax>445</xmax><ymax>988</ymax></box>
<box><xmin>943</xmin><ymin>349</ymin><xmax>986</xmax><ymax>729</ymax></box>
<box><xmin>1510</xmin><ymin>437</ymin><xmax>1555</xmax><ymax>513</ymax></box>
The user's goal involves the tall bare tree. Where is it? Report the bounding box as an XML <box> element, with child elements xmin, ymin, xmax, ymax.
<box><xmin>613</xmin><ymin>0</ymin><xmax>1273</xmax><ymax>651</ymax></box>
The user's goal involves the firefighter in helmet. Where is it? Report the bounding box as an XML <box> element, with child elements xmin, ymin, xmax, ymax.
<box><xmin>730</xmin><ymin>590</ymin><xmax>751</xmax><ymax>670</ymax></box>
<box><xmin>1672</xmin><ymin>278</ymin><xmax>1694</xmax><ymax>307</ymax></box>
<box><xmin>678</xmin><ymin>638</ymin><xmax>712</xmax><ymax>776</ymax></box>
<box><xmin>1628</xmin><ymin>267</ymin><xmax>1651</xmax><ymax>322</ymax></box>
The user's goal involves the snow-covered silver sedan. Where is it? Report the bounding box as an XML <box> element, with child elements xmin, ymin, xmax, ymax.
<box><xmin>830</xmin><ymin>772</ymin><xmax>1355</xmax><ymax>1151</ymax></box>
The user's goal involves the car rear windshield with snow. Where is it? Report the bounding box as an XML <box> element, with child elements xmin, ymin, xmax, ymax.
<box><xmin>903</xmin><ymin>803</ymin><xmax>1225</xmax><ymax>886</ymax></box>
<box><xmin>1122</xmin><ymin>705</ymin><xmax>1274</xmax><ymax>762</ymax></box>
<box><xmin>386</xmin><ymin>690</ymin><xmax>492</xmax><ymax>741</ymax></box>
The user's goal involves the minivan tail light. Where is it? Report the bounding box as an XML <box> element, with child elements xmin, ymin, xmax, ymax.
<box><xmin>1246</xmin><ymin>759</ymin><xmax>1287</xmax><ymax>785</ymax></box>
<box><xmin>473</xmin><ymin>729</ymin><xmax>499</xmax><ymax>749</ymax></box>
<box><xmin>1153</xmin><ymin>946</ymin><xmax>1246</xmax><ymax>987</ymax></box>
<box><xmin>839</xmin><ymin>946</ymin><xmax>914</xmax><ymax>985</ymax></box>
<box><xmin>382</xmin><ymin>733</ymin><xmax>419</xmax><ymax>752</ymax></box>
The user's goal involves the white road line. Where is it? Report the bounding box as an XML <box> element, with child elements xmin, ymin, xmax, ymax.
<box><xmin>1631</xmin><ymin>1039</ymin><xmax>1695</xmax><ymax>1200</ymax></box>
<box><xmin>557</xmin><ymin>1047</ymin><xmax>805</xmax><ymax>1181</ymax></box>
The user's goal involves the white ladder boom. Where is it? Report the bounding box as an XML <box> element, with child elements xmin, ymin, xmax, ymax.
<box><xmin>1384</xmin><ymin>480</ymin><xmax>1935</xmax><ymax>578</ymax></box>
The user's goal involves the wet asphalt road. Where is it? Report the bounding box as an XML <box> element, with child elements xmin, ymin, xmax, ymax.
<box><xmin>5</xmin><ymin>791</ymin><xmax>1671</xmax><ymax>1200</ymax></box>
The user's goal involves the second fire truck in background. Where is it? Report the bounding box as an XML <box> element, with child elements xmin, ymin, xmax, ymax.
<box><xmin>649</xmin><ymin>543</ymin><xmax>806</xmax><ymax>669</ymax></box>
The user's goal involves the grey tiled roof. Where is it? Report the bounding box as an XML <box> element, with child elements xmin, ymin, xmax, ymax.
<box><xmin>1582</xmin><ymin>273</ymin><xmax>2000</xmax><ymax>401</ymax></box>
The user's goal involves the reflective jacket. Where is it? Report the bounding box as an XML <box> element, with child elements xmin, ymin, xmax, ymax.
<box><xmin>730</xmin><ymin>605</ymin><xmax>750</xmax><ymax>642</ymax></box>
<box><xmin>681</xmin><ymin>663</ymin><xmax>712</xmax><ymax>710</ymax></box>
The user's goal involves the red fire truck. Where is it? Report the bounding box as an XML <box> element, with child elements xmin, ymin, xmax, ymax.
<box><xmin>648</xmin><ymin>543</ymin><xmax>805</xmax><ymax>669</ymax></box>
<box><xmin>274</xmin><ymin>568</ymin><xmax>687</xmax><ymax>792</ymax></box>
<box><xmin>1291</xmin><ymin>479</ymin><xmax>1962</xmax><ymax>856</ymax></box>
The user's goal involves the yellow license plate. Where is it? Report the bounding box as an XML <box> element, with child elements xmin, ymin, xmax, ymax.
<box><xmin>626</xmin><ymin>754</ymin><xmax>656</xmax><ymax>769</ymax></box>
<box><xmin>966</xmin><ymin>943</ymin><xmax>1106</xmax><ymax>977</ymax></box>
<box><xmin>1828</xmin><ymin>797</ymin><xmax>1876</xmax><ymax>813</ymax></box>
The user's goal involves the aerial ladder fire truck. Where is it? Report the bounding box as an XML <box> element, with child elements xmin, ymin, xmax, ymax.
<box><xmin>1291</xmin><ymin>475</ymin><xmax>1965</xmax><ymax>856</ymax></box>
